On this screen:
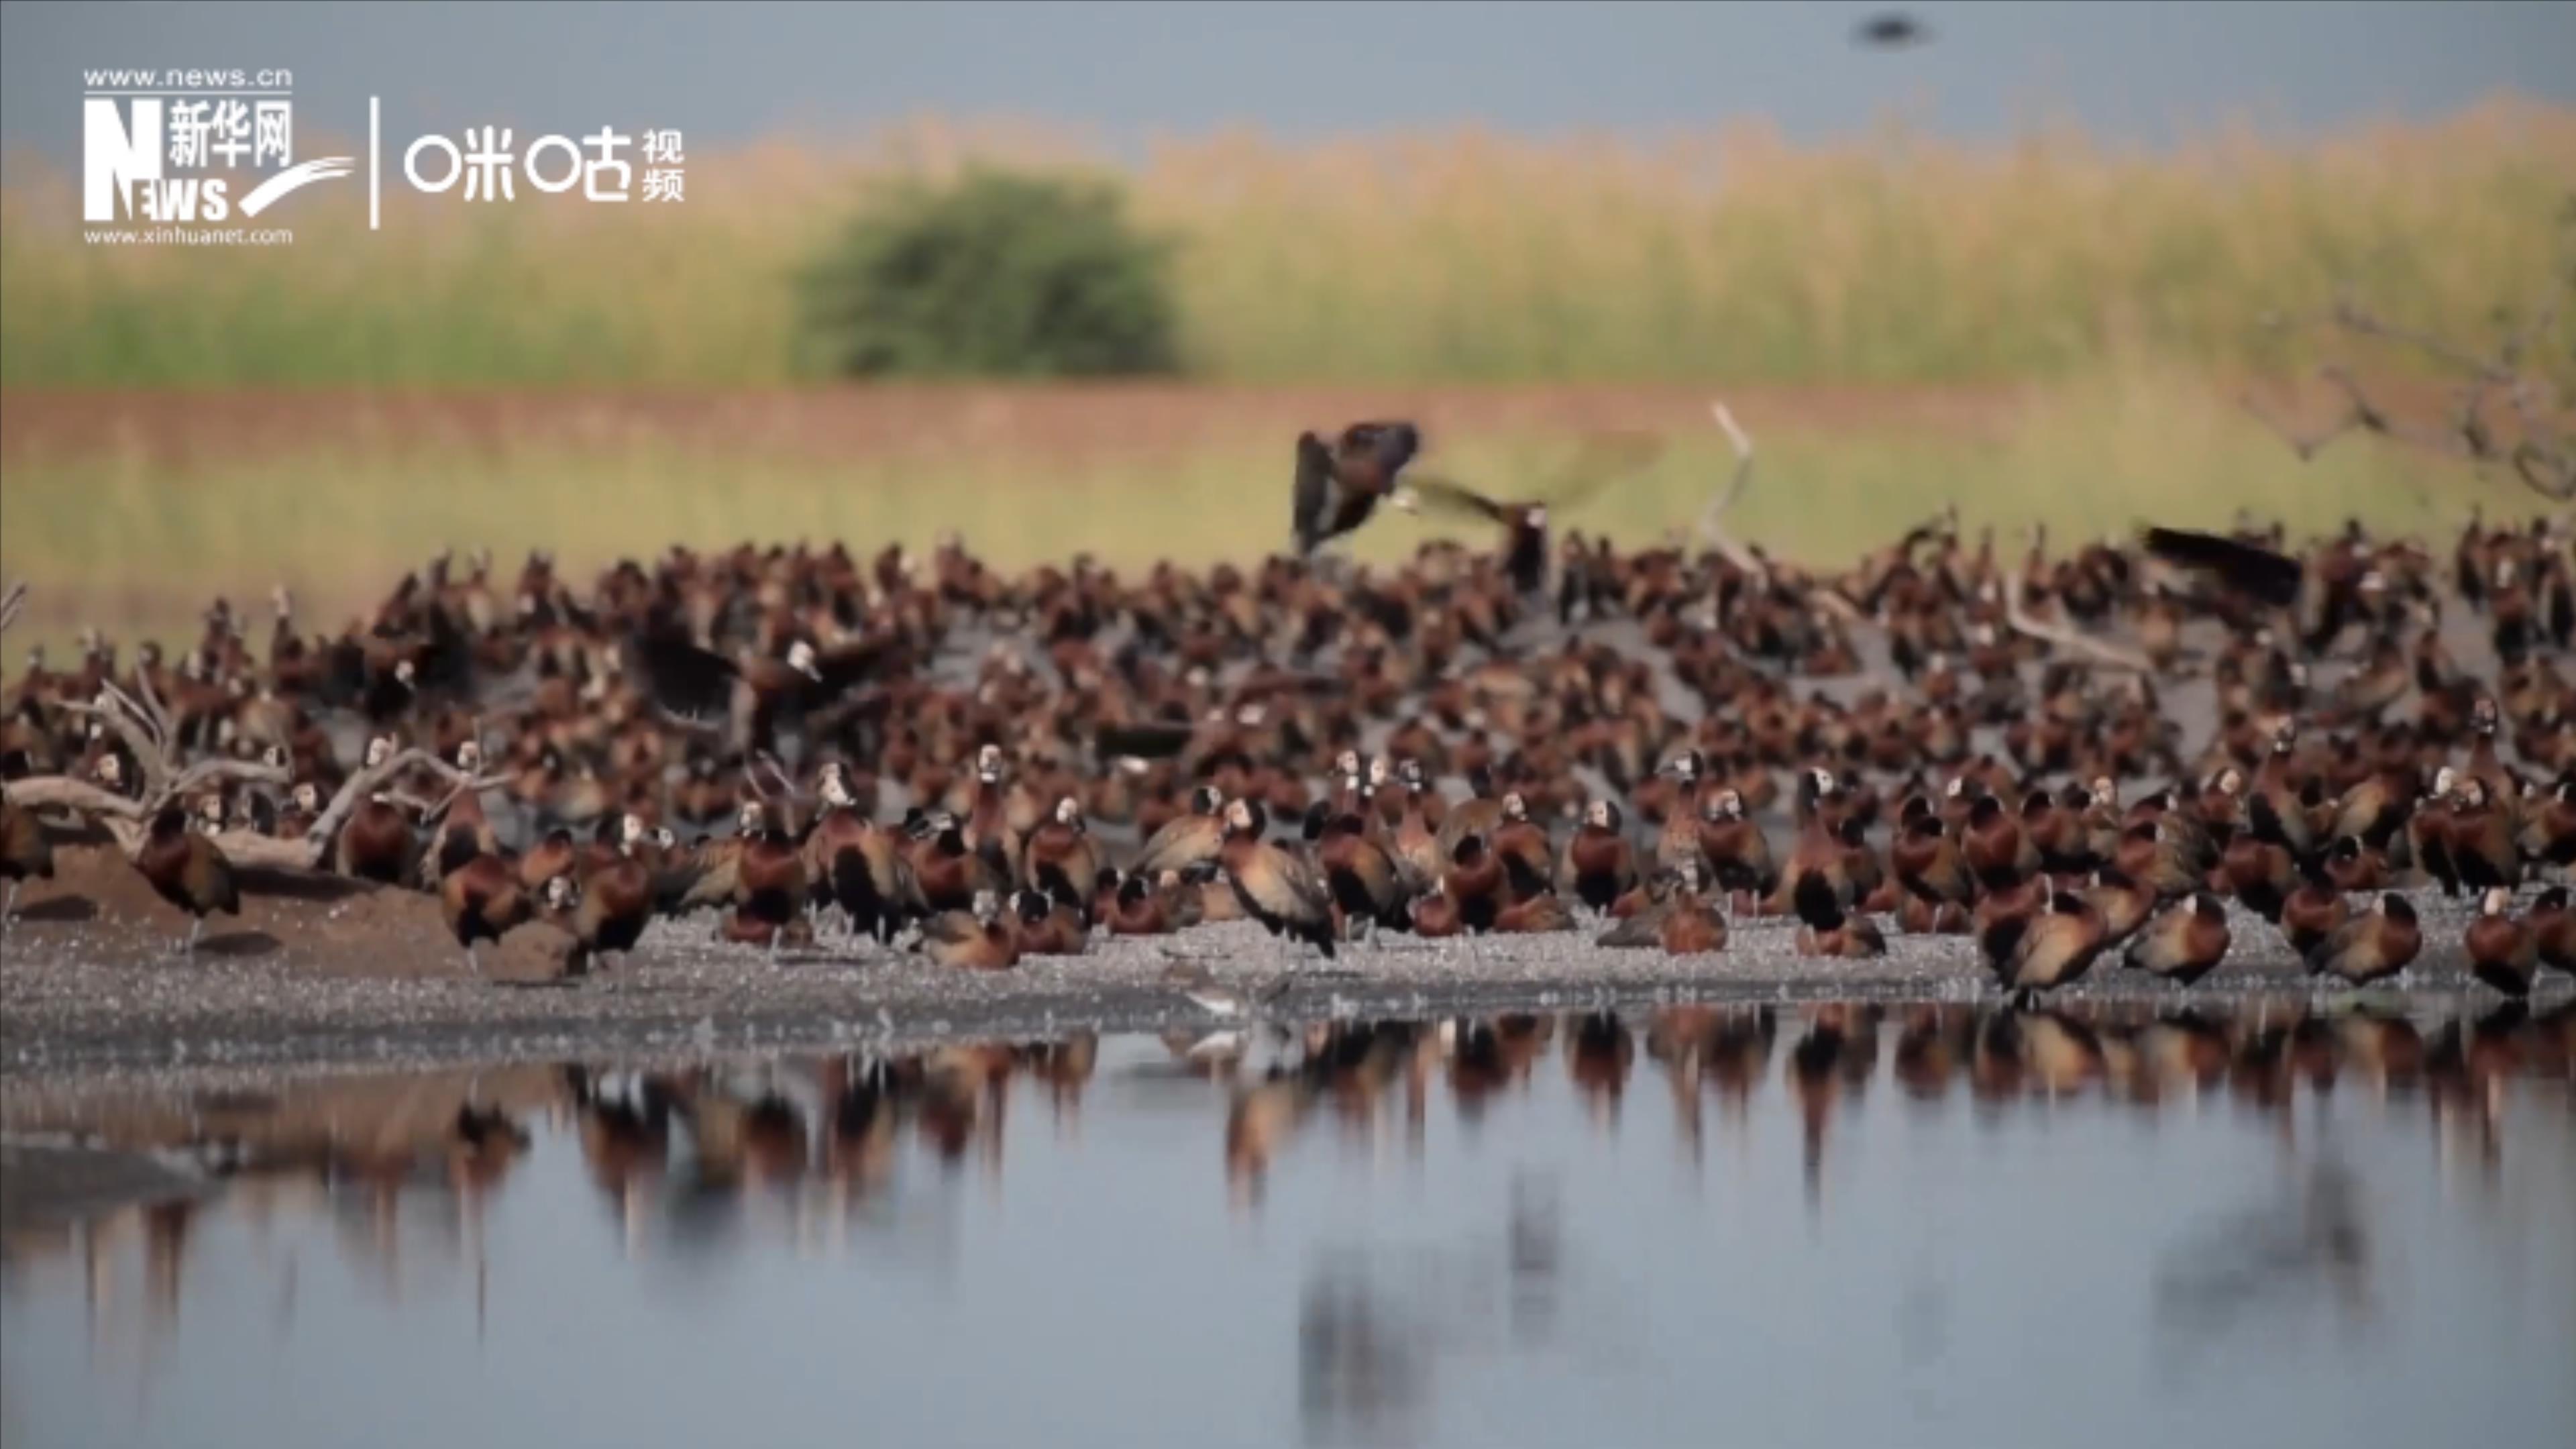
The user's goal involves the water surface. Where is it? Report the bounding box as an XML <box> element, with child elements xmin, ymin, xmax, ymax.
<box><xmin>5</xmin><ymin>998</ymin><xmax>2572</xmax><ymax>1449</ymax></box>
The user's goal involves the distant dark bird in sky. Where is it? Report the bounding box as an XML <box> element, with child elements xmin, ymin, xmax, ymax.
<box><xmin>1854</xmin><ymin>12</ymin><xmax>1931</xmax><ymax>48</ymax></box>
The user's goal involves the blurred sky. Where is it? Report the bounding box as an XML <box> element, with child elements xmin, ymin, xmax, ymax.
<box><xmin>3</xmin><ymin>0</ymin><xmax>2571</xmax><ymax>168</ymax></box>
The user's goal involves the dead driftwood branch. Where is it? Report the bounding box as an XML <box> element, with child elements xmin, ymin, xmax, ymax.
<box><xmin>1696</xmin><ymin>400</ymin><xmax>1770</xmax><ymax>584</ymax></box>
<box><xmin>2003</xmin><ymin>549</ymin><xmax>2152</xmax><ymax>674</ymax></box>
<box><xmin>2248</xmin><ymin>201</ymin><xmax>2575</xmax><ymax>500</ymax></box>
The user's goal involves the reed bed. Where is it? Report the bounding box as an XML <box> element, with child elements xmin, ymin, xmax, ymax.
<box><xmin>3</xmin><ymin>101</ymin><xmax>2569</xmax><ymax>387</ymax></box>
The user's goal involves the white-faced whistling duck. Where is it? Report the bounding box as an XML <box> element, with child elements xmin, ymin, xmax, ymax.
<box><xmin>1792</xmin><ymin>877</ymin><xmax>1886</xmax><ymax>959</ymax></box>
<box><xmin>2528</xmin><ymin>888</ymin><xmax>2575</xmax><ymax>977</ymax></box>
<box><xmin>916</xmin><ymin>890</ymin><xmax>1019</xmax><ymax>971</ymax></box>
<box><xmin>574</xmin><ymin>830</ymin><xmax>655</xmax><ymax>968</ymax></box>
<box><xmin>1105</xmin><ymin>871</ymin><xmax>1181</xmax><ymax>936</ymax></box>
<box><xmin>2445</xmin><ymin>777</ymin><xmax>2522</xmax><ymax>892</ymax></box>
<box><xmin>1558</xmin><ymin>800</ymin><xmax>1635</xmax><ymax>915</ymax></box>
<box><xmin>733</xmin><ymin>808</ymin><xmax>808</xmax><ymax>963</ymax></box>
<box><xmin>2122</xmin><ymin>892</ymin><xmax>2232</xmax><ymax>987</ymax></box>
<box><xmin>1291</xmin><ymin>420</ymin><xmax>1423</xmax><ymax>559</ymax></box>
<box><xmin>1400</xmin><ymin>451</ymin><xmax>1659</xmax><ymax>600</ymax></box>
<box><xmin>2279</xmin><ymin>872</ymin><xmax>2349</xmax><ymax>958</ymax></box>
<box><xmin>1595</xmin><ymin>860</ymin><xmax>1725</xmax><ymax>955</ymax></box>
<box><xmin>1303</xmin><ymin>799</ymin><xmax>1411</xmax><ymax>944</ymax></box>
<box><xmin>1</xmin><ymin>785</ymin><xmax>56</xmax><ymax>922</ymax></box>
<box><xmin>2464</xmin><ymin>888</ymin><xmax>2538</xmax><ymax>998</ymax></box>
<box><xmin>1130</xmin><ymin>784</ymin><xmax>1226</xmax><ymax>882</ymax></box>
<box><xmin>1980</xmin><ymin>883</ymin><xmax>2108</xmax><ymax>1004</ymax></box>
<box><xmin>1009</xmin><ymin>888</ymin><xmax>1087</xmax><ymax>957</ymax></box>
<box><xmin>2408</xmin><ymin>768</ymin><xmax>2461</xmax><ymax>897</ymax></box>
<box><xmin>441</xmin><ymin>849</ymin><xmax>531</xmax><ymax>975</ymax></box>
<box><xmin>135</xmin><ymin>804</ymin><xmax>239</xmax><ymax>955</ymax></box>
<box><xmin>1022</xmin><ymin>796</ymin><xmax>1102</xmax><ymax>920</ymax></box>
<box><xmin>1218</xmin><ymin>798</ymin><xmax>1336</xmax><ymax>962</ymax></box>
<box><xmin>2304</xmin><ymin>893</ymin><xmax>2422</xmax><ymax>985</ymax></box>
<box><xmin>907</xmin><ymin>808</ymin><xmax>1002</xmax><ymax>916</ymax></box>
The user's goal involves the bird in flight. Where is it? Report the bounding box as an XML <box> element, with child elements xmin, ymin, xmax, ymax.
<box><xmin>1854</xmin><ymin>12</ymin><xmax>1933</xmax><ymax>48</ymax></box>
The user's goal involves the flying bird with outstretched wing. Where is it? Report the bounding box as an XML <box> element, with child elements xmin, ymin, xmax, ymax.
<box><xmin>1293</xmin><ymin>420</ymin><xmax>1428</xmax><ymax>558</ymax></box>
<box><xmin>1403</xmin><ymin>430</ymin><xmax>1666</xmax><ymax>596</ymax></box>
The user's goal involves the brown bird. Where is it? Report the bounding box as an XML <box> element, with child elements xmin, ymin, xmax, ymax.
<box><xmin>1979</xmin><ymin>884</ymin><xmax>2108</xmax><ymax>1003</ymax></box>
<box><xmin>335</xmin><ymin>789</ymin><xmax>416</xmax><ymax>885</ymax></box>
<box><xmin>1558</xmin><ymin>799</ymin><xmax>1638</xmax><ymax>915</ymax></box>
<box><xmin>1021</xmin><ymin>795</ymin><xmax>1104</xmax><ymax>920</ymax></box>
<box><xmin>1009</xmin><ymin>888</ymin><xmax>1089</xmax><ymax>957</ymax></box>
<box><xmin>1128</xmin><ymin>784</ymin><xmax>1226</xmax><ymax>880</ymax></box>
<box><xmin>1303</xmin><ymin>800</ymin><xmax>1411</xmax><ymax>943</ymax></box>
<box><xmin>735</xmin><ymin>812</ymin><xmax>809</xmax><ymax>962</ymax></box>
<box><xmin>1105</xmin><ymin>871</ymin><xmax>1183</xmax><ymax>936</ymax></box>
<box><xmin>441</xmin><ymin>849</ymin><xmax>532</xmax><ymax>976</ymax></box>
<box><xmin>2463</xmin><ymin>888</ymin><xmax>2538</xmax><ymax>998</ymax></box>
<box><xmin>914</xmin><ymin>890</ymin><xmax>1020</xmax><ymax>971</ymax></box>
<box><xmin>2081</xmin><ymin>867</ymin><xmax>2155</xmax><ymax>949</ymax></box>
<box><xmin>572</xmin><ymin>842</ymin><xmax>654</xmax><ymax>970</ymax></box>
<box><xmin>1892</xmin><ymin>800</ymin><xmax>1974</xmax><ymax>908</ymax></box>
<box><xmin>1794</xmin><ymin>880</ymin><xmax>1888</xmax><ymax>959</ymax></box>
<box><xmin>2278</xmin><ymin>873</ymin><xmax>2349</xmax><ymax>957</ymax></box>
<box><xmin>1292</xmin><ymin>420</ymin><xmax>1425</xmax><ymax>558</ymax></box>
<box><xmin>2528</xmin><ymin>886</ymin><xmax>2575</xmax><ymax>977</ymax></box>
<box><xmin>2123</xmin><ymin>892</ymin><xmax>2233</xmax><ymax>987</ymax></box>
<box><xmin>133</xmin><ymin>804</ymin><xmax>239</xmax><ymax>955</ymax></box>
<box><xmin>2304</xmin><ymin>893</ymin><xmax>2422</xmax><ymax>985</ymax></box>
<box><xmin>1596</xmin><ymin>860</ymin><xmax>1727</xmax><ymax>955</ymax></box>
<box><xmin>1</xmin><ymin>788</ymin><xmax>56</xmax><ymax>921</ymax></box>
<box><xmin>1218</xmin><ymin>798</ymin><xmax>1336</xmax><ymax>962</ymax></box>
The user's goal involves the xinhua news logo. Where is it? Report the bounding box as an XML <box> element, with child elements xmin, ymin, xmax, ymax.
<box><xmin>80</xmin><ymin>67</ymin><xmax>689</xmax><ymax>247</ymax></box>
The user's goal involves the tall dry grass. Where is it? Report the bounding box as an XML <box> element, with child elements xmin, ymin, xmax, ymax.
<box><xmin>0</xmin><ymin>368</ymin><xmax>2526</xmax><ymax>662</ymax></box>
<box><xmin>4</xmin><ymin>102</ymin><xmax>2569</xmax><ymax>386</ymax></box>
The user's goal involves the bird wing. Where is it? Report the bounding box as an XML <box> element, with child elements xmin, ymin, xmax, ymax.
<box><xmin>2139</xmin><ymin>527</ymin><xmax>2305</xmax><ymax>610</ymax></box>
<box><xmin>630</xmin><ymin>629</ymin><xmax>741</xmax><ymax>723</ymax></box>
<box><xmin>1130</xmin><ymin>814</ymin><xmax>1222</xmax><ymax>880</ymax></box>
<box><xmin>1405</xmin><ymin>474</ymin><xmax>1512</xmax><ymax>524</ymax></box>
<box><xmin>1527</xmin><ymin>430</ymin><xmax>1666</xmax><ymax>515</ymax></box>
<box><xmin>1095</xmin><ymin>720</ymin><xmax>1202</xmax><ymax>763</ymax></box>
<box><xmin>1293</xmin><ymin>431</ymin><xmax>1336</xmax><ymax>553</ymax></box>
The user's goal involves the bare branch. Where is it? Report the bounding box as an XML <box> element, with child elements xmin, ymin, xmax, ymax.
<box><xmin>2004</xmin><ymin>568</ymin><xmax>2151</xmax><ymax>674</ymax></box>
<box><xmin>0</xmin><ymin>582</ymin><xmax>25</xmax><ymax>636</ymax></box>
<box><xmin>1</xmin><ymin>776</ymin><xmax>147</xmax><ymax>822</ymax></box>
<box><xmin>168</xmin><ymin>757</ymin><xmax>290</xmax><ymax>800</ymax></box>
<box><xmin>2255</xmin><ymin>205</ymin><xmax>2576</xmax><ymax>502</ymax></box>
<box><xmin>62</xmin><ymin>696</ymin><xmax>169</xmax><ymax>799</ymax></box>
<box><xmin>205</xmin><ymin>830</ymin><xmax>339</xmax><ymax>873</ymax></box>
<box><xmin>1696</xmin><ymin>400</ymin><xmax>1768</xmax><ymax>584</ymax></box>
<box><xmin>301</xmin><ymin>747</ymin><xmax>445</xmax><ymax>861</ymax></box>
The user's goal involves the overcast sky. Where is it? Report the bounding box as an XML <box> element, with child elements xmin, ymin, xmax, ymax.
<box><xmin>4</xmin><ymin>0</ymin><xmax>2570</xmax><ymax>168</ymax></box>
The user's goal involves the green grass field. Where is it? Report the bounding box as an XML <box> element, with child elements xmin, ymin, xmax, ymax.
<box><xmin>0</xmin><ymin>368</ymin><xmax>2526</xmax><ymax>661</ymax></box>
<box><xmin>3</xmin><ymin>101</ymin><xmax>2569</xmax><ymax>388</ymax></box>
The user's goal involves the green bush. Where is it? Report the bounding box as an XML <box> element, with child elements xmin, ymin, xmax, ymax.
<box><xmin>797</xmin><ymin>168</ymin><xmax>1183</xmax><ymax>379</ymax></box>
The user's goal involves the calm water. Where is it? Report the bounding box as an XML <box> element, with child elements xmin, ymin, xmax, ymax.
<box><xmin>3</xmin><ymin>1000</ymin><xmax>2572</xmax><ymax>1449</ymax></box>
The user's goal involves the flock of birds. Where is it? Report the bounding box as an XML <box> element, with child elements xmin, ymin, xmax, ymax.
<box><xmin>2</xmin><ymin>415</ymin><xmax>2575</xmax><ymax>1006</ymax></box>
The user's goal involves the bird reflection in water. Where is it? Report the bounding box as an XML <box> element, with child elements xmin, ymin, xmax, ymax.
<box><xmin>4</xmin><ymin>996</ymin><xmax>2566</xmax><ymax>1348</ymax></box>
<box><xmin>1297</xmin><ymin>1171</ymin><xmax>1570</xmax><ymax>1449</ymax></box>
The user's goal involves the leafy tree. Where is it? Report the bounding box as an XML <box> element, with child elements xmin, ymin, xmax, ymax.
<box><xmin>799</xmin><ymin>169</ymin><xmax>1182</xmax><ymax>379</ymax></box>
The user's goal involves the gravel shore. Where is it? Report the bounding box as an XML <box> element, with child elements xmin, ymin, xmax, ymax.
<box><xmin>3</xmin><ymin>888</ymin><xmax>2552</xmax><ymax>1085</ymax></box>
